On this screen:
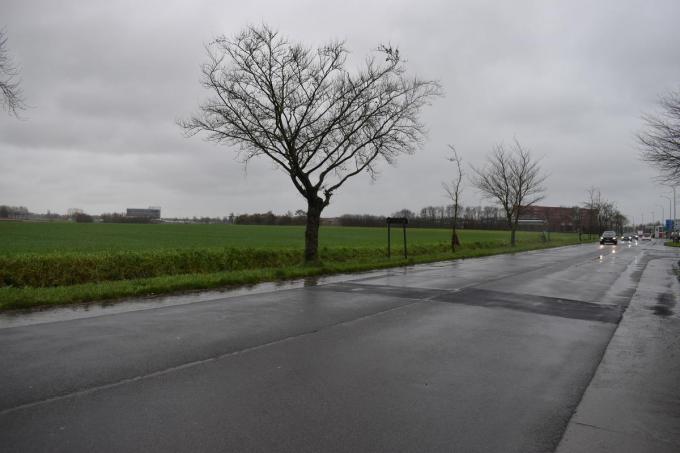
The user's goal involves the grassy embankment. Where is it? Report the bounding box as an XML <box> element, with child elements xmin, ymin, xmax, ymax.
<box><xmin>0</xmin><ymin>222</ymin><xmax>589</xmax><ymax>310</ymax></box>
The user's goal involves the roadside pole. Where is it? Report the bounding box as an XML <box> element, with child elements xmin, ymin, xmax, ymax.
<box><xmin>662</xmin><ymin>194</ymin><xmax>672</xmax><ymax>235</ymax></box>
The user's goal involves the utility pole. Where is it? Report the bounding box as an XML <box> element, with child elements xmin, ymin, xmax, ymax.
<box><xmin>656</xmin><ymin>204</ymin><xmax>665</xmax><ymax>237</ymax></box>
<box><xmin>674</xmin><ymin>186</ymin><xmax>677</xmax><ymax>232</ymax></box>
<box><xmin>662</xmin><ymin>194</ymin><xmax>672</xmax><ymax>229</ymax></box>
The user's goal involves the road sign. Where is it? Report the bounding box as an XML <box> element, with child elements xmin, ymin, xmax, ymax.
<box><xmin>386</xmin><ymin>217</ymin><xmax>408</xmax><ymax>258</ymax></box>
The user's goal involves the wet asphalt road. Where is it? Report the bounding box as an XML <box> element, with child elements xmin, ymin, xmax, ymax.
<box><xmin>0</xmin><ymin>240</ymin><xmax>663</xmax><ymax>452</ymax></box>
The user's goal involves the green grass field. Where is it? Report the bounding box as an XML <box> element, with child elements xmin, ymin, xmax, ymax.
<box><xmin>0</xmin><ymin>222</ymin><xmax>573</xmax><ymax>254</ymax></box>
<box><xmin>0</xmin><ymin>221</ymin><xmax>588</xmax><ymax>310</ymax></box>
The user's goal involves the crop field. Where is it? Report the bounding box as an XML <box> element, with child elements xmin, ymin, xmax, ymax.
<box><xmin>0</xmin><ymin>221</ymin><xmax>574</xmax><ymax>254</ymax></box>
<box><xmin>0</xmin><ymin>221</ymin><xmax>587</xmax><ymax>310</ymax></box>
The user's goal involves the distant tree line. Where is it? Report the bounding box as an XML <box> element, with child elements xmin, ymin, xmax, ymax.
<box><xmin>73</xmin><ymin>212</ymin><xmax>94</xmax><ymax>223</ymax></box>
<box><xmin>339</xmin><ymin>205</ymin><xmax>510</xmax><ymax>229</ymax></box>
<box><xmin>232</xmin><ymin>210</ymin><xmax>307</xmax><ymax>226</ymax></box>
<box><xmin>340</xmin><ymin>203</ymin><xmax>617</xmax><ymax>234</ymax></box>
<box><xmin>337</xmin><ymin>214</ymin><xmax>388</xmax><ymax>227</ymax></box>
<box><xmin>232</xmin><ymin>204</ymin><xmax>591</xmax><ymax>231</ymax></box>
<box><xmin>164</xmin><ymin>216</ymin><xmax>231</xmax><ymax>224</ymax></box>
<box><xmin>100</xmin><ymin>213</ymin><xmax>156</xmax><ymax>224</ymax></box>
<box><xmin>0</xmin><ymin>206</ymin><xmax>93</xmax><ymax>222</ymax></box>
<box><xmin>0</xmin><ymin>205</ymin><xmax>29</xmax><ymax>219</ymax></box>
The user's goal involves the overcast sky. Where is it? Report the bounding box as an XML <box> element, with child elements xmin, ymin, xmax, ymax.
<box><xmin>2</xmin><ymin>0</ymin><xmax>679</xmax><ymax>222</ymax></box>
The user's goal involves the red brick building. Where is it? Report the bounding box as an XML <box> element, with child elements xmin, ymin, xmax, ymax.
<box><xmin>520</xmin><ymin>205</ymin><xmax>596</xmax><ymax>233</ymax></box>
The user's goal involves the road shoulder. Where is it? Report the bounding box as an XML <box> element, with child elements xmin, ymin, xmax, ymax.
<box><xmin>556</xmin><ymin>255</ymin><xmax>680</xmax><ymax>452</ymax></box>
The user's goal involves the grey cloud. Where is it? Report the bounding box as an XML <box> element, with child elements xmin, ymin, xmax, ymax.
<box><xmin>1</xmin><ymin>0</ymin><xmax>679</xmax><ymax>219</ymax></box>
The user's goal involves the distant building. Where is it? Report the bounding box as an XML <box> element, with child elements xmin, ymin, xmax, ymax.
<box><xmin>126</xmin><ymin>207</ymin><xmax>161</xmax><ymax>219</ymax></box>
<box><xmin>520</xmin><ymin>205</ymin><xmax>595</xmax><ymax>233</ymax></box>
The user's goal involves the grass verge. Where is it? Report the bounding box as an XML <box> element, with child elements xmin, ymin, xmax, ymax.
<box><xmin>0</xmin><ymin>239</ymin><xmax>588</xmax><ymax>311</ymax></box>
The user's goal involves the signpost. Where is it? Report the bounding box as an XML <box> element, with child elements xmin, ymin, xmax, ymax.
<box><xmin>386</xmin><ymin>217</ymin><xmax>408</xmax><ymax>259</ymax></box>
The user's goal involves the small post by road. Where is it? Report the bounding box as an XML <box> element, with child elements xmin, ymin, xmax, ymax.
<box><xmin>386</xmin><ymin>217</ymin><xmax>408</xmax><ymax>259</ymax></box>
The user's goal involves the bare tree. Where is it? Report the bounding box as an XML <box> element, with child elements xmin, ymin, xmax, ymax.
<box><xmin>0</xmin><ymin>29</ymin><xmax>24</xmax><ymax>116</ymax></box>
<box><xmin>442</xmin><ymin>145</ymin><xmax>463</xmax><ymax>251</ymax></box>
<box><xmin>583</xmin><ymin>187</ymin><xmax>626</xmax><ymax>234</ymax></box>
<box><xmin>638</xmin><ymin>90</ymin><xmax>680</xmax><ymax>182</ymax></box>
<box><xmin>598</xmin><ymin>201</ymin><xmax>614</xmax><ymax>231</ymax></box>
<box><xmin>612</xmin><ymin>210</ymin><xmax>627</xmax><ymax>233</ymax></box>
<box><xmin>570</xmin><ymin>206</ymin><xmax>582</xmax><ymax>240</ymax></box>
<box><xmin>392</xmin><ymin>208</ymin><xmax>416</xmax><ymax>219</ymax></box>
<box><xmin>471</xmin><ymin>139</ymin><xmax>546</xmax><ymax>246</ymax></box>
<box><xmin>181</xmin><ymin>24</ymin><xmax>441</xmax><ymax>262</ymax></box>
<box><xmin>584</xmin><ymin>186</ymin><xmax>601</xmax><ymax>238</ymax></box>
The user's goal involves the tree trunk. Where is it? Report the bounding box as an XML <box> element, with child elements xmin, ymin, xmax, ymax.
<box><xmin>451</xmin><ymin>227</ymin><xmax>460</xmax><ymax>252</ymax></box>
<box><xmin>506</xmin><ymin>214</ymin><xmax>516</xmax><ymax>246</ymax></box>
<box><xmin>304</xmin><ymin>196</ymin><xmax>324</xmax><ymax>263</ymax></box>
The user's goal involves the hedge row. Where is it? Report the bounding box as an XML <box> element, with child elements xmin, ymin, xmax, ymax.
<box><xmin>0</xmin><ymin>241</ymin><xmax>515</xmax><ymax>289</ymax></box>
<box><xmin>0</xmin><ymin>248</ymin><xmax>304</xmax><ymax>288</ymax></box>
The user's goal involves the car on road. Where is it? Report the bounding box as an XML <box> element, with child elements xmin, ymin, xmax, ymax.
<box><xmin>620</xmin><ymin>234</ymin><xmax>632</xmax><ymax>242</ymax></box>
<box><xmin>641</xmin><ymin>232</ymin><xmax>652</xmax><ymax>241</ymax></box>
<box><xmin>600</xmin><ymin>231</ymin><xmax>617</xmax><ymax>245</ymax></box>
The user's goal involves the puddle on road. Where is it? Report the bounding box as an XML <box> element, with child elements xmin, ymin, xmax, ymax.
<box><xmin>649</xmin><ymin>292</ymin><xmax>676</xmax><ymax>317</ymax></box>
<box><xmin>629</xmin><ymin>270</ymin><xmax>644</xmax><ymax>282</ymax></box>
<box><xmin>0</xmin><ymin>267</ymin><xmax>399</xmax><ymax>329</ymax></box>
<box><xmin>303</xmin><ymin>275</ymin><xmax>321</xmax><ymax>287</ymax></box>
<box><xmin>0</xmin><ymin>276</ymin><xmax>333</xmax><ymax>329</ymax></box>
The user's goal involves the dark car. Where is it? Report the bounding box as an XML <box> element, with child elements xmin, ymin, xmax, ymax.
<box><xmin>600</xmin><ymin>231</ymin><xmax>617</xmax><ymax>245</ymax></box>
<box><xmin>620</xmin><ymin>232</ymin><xmax>634</xmax><ymax>242</ymax></box>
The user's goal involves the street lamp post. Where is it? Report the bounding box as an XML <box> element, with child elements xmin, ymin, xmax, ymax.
<box><xmin>662</xmin><ymin>194</ymin><xmax>672</xmax><ymax>230</ymax></box>
<box><xmin>674</xmin><ymin>186</ymin><xmax>677</xmax><ymax>232</ymax></box>
<box><xmin>656</xmin><ymin>204</ymin><xmax>665</xmax><ymax>237</ymax></box>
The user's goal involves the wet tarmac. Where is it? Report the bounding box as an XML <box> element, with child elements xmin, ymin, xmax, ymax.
<box><xmin>0</xmin><ymin>240</ymin><xmax>676</xmax><ymax>452</ymax></box>
<box><xmin>557</xmin><ymin>249</ymin><xmax>680</xmax><ymax>452</ymax></box>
